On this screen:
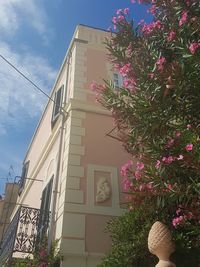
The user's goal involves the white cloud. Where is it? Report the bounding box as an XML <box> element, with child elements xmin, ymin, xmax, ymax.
<box><xmin>0</xmin><ymin>42</ymin><xmax>57</xmax><ymax>135</ymax></box>
<box><xmin>0</xmin><ymin>0</ymin><xmax>51</xmax><ymax>40</ymax></box>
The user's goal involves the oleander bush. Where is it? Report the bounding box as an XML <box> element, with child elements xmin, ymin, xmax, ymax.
<box><xmin>93</xmin><ymin>1</ymin><xmax>200</xmax><ymax>266</ymax></box>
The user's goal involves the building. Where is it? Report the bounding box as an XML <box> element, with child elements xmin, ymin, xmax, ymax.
<box><xmin>0</xmin><ymin>183</ymin><xmax>19</xmax><ymax>242</ymax></box>
<box><xmin>0</xmin><ymin>25</ymin><xmax>129</xmax><ymax>267</ymax></box>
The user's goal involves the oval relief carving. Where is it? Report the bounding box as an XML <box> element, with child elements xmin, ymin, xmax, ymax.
<box><xmin>96</xmin><ymin>177</ymin><xmax>111</xmax><ymax>203</ymax></box>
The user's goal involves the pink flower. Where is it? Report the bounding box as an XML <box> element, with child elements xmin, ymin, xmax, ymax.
<box><xmin>136</xmin><ymin>161</ymin><xmax>144</xmax><ymax>170</ymax></box>
<box><xmin>185</xmin><ymin>143</ymin><xmax>193</xmax><ymax>151</ymax></box>
<box><xmin>179</xmin><ymin>11</ymin><xmax>188</xmax><ymax>26</ymax></box>
<box><xmin>124</xmin><ymin>8</ymin><xmax>130</xmax><ymax>14</ymax></box>
<box><xmin>156</xmin><ymin>56</ymin><xmax>166</xmax><ymax>72</ymax></box>
<box><xmin>147</xmin><ymin>5</ymin><xmax>157</xmax><ymax>15</ymax></box>
<box><xmin>139</xmin><ymin>183</ymin><xmax>146</xmax><ymax>191</ymax></box>
<box><xmin>176</xmin><ymin>207</ymin><xmax>182</xmax><ymax>215</ymax></box>
<box><xmin>123</xmin><ymin>77</ymin><xmax>137</xmax><ymax>92</ymax></box>
<box><xmin>172</xmin><ymin>215</ymin><xmax>184</xmax><ymax>228</ymax></box>
<box><xmin>122</xmin><ymin>178</ymin><xmax>132</xmax><ymax>191</ymax></box>
<box><xmin>167</xmin><ymin>31</ymin><xmax>176</xmax><ymax>42</ymax></box>
<box><xmin>134</xmin><ymin>170</ymin><xmax>142</xmax><ymax>180</ymax></box>
<box><xmin>90</xmin><ymin>82</ymin><xmax>105</xmax><ymax>97</ymax></box>
<box><xmin>187</xmin><ymin>212</ymin><xmax>193</xmax><ymax>219</ymax></box>
<box><xmin>118</xmin><ymin>15</ymin><xmax>125</xmax><ymax>22</ymax></box>
<box><xmin>191</xmin><ymin>17</ymin><xmax>197</xmax><ymax>23</ymax></box>
<box><xmin>155</xmin><ymin>160</ymin><xmax>161</xmax><ymax>169</ymax></box>
<box><xmin>176</xmin><ymin>131</ymin><xmax>181</xmax><ymax>137</ymax></box>
<box><xmin>166</xmin><ymin>138</ymin><xmax>175</xmax><ymax>148</ymax></box>
<box><xmin>189</xmin><ymin>43</ymin><xmax>200</xmax><ymax>55</ymax></box>
<box><xmin>146</xmin><ymin>182</ymin><xmax>153</xmax><ymax>190</ymax></box>
<box><xmin>114</xmin><ymin>63</ymin><xmax>121</xmax><ymax>71</ymax></box>
<box><xmin>167</xmin><ymin>183</ymin><xmax>173</xmax><ymax>190</ymax></box>
<box><xmin>112</xmin><ymin>16</ymin><xmax>117</xmax><ymax>24</ymax></box>
<box><xmin>177</xmin><ymin>154</ymin><xmax>184</xmax><ymax>160</ymax></box>
<box><xmin>120</xmin><ymin>160</ymin><xmax>133</xmax><ymax>178</ymax></box>
<box><xmin>116</xmin><ymin>9</ymin><xmax>123</xmax><ymax>15</ymax></box>
<box><xmin>119</xmin><ymin>63</ymin><xmax>132</xmax><ymax>77</ymax></box>
<box><xmin>162</xmin><ymin>156</ymin><xmax>173</xmax><ymax>164</ymax></box>
<box><xmin>90</xmin><ymin>81</ymin><xmax>98</xmax><ymax>91</ymax></box>
<box><xmin>187</xmin><ymin>124</ymin><xmax>192</xmax><ymax>129</ymax></box>
<box><xmin>186</xmin><ymin>0</ymin><xmax>190</xmax><ymax>6</ymax></box>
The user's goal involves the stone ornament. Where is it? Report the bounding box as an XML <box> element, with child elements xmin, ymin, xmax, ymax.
<box><xmin>148</xmin><ymin>221</ymin><xmax>176</xmax><ymax>267</ymax></box>
<box><xmin>96</xmin><ymin>177</ymin><xmax>111</xmax><ymax>203</ymax></box>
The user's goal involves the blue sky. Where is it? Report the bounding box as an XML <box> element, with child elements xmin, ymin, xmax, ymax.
<box><xmin>0</xmin><ymin>0</ymin><xmax>151</xmax><ymax>194</ymax></box>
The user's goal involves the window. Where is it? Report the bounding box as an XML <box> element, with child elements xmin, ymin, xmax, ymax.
<box><xmin>51</xmin><ymin>85</ymin><xmax>64</xmax><ymax>123</ymax></box>
<box><xmin>113</xmin><ymin>73</ymin><xmax>123</xmax><ymax>89</ymax></box>
<box><xmin>37</xmin><ymin>177</ymin><xmax>53</xmax><ymax>242</ymax></box>
<box><xmin>18</xmin><ymin>161</ymin><xmax>29</xmax><ymax>196</ymax></box>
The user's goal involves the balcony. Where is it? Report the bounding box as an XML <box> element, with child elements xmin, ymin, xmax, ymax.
<box><xmin>0</xmin><ymin>206</ymin><xmax>49</xmax><ymax>266</ymax></box>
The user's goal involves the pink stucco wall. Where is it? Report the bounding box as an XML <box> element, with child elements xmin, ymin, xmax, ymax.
<box><xmin>82</xmin><ymin>112</ymin><xmax>129</xmax><ymax>168</ymax></box>
<box><xmin>79</xmin><ymin>111</ymin><xmax>127</xmax><ymax>204</ymax></box>
<box><xmin>85</xmin><ymin>214</ymin><xmax>112</xmax><ymax>253</ymax></box>
<box><xmin>85</xmin><ymin>47</ymin><xmax>109</xmax><ymax>104</ymax></box>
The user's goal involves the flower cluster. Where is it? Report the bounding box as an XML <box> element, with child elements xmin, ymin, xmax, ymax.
<box><xmin>114</xmin><ymin>62</ymin><xmax>137</xmax><ymax>92</ymax></box>
<box><xmin>172</xmin><ymin>207</ymin><xmax>195</xmax><ymax>228</ymax></box>
<box><xmin>141</xmin><ymin>20</ymin><xmax>162</xmax><ymax>35</ymax></box>
<box><xmin>189</xmin><ymin>43</ymin><xmax>200</xmax><ymax>55</ymax></box>
<box><xmin>112</xmin><ymin>8</ymin><xmax>130</xmax><ymax>29</ymax></box>
<box><xmin>121</xmin><ymin>160</ymin><xmax>156</xmax><ymax>196</ymax></box>
<box><xmin>90</xmin><ymin>81</ymin><xmax>106</xmax><ymax>100</ymax></box>
<box><xmin>179</xmin><ymin>11</ymin><xmax>188</xmax><ymax>26</ymax></box>
<box><xmin>167</xmin><ymin>30</ymin><xmax>176</xmax><ymax>42</ymax></box>
<box><xmin>156</xmin><ymin>56</ymin><xmax>166</xmax><ymax>72</ymax></box>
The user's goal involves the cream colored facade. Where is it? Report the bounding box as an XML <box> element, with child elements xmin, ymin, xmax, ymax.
<box><xmin>10</xmin><ymin>25</ymin><xmax>129</xmax><ymax>267</ymax></box>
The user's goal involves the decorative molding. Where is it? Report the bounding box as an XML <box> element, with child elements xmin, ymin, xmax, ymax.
<box><xmin>68</xmin><ymin>144</ymin><xmax>85</xmax><ymax>155</ymax></box>
<box><xmin>62</xmin><ymin>213</ymin><xmax>85</xmax><ymax>238</ymax></box>
<box><xmin>68</xmin><ymin>154</ymin><xmax>81</xmax><ymax>166</ymax></box>
<box><xmin>65</xmin><ymin>189</ymin><xmax>84</xmax><ymax>204</ymax></box>
<box><xmin>68</xmin><ymin>166</ymin><xmax>84</xmax><ymax>177</ymax></box>
<box><xmin>61</xmin><ymin>238</ymin><xmax>85</xmax><ymax>254</ymax></box>
<box><xmin>67</xmin><ymin>177</ymin><xmax>80</xmax><ymax>190</ymax></box>
<box><xmin>87</xmin><ymin>164</ymin><xmax>120</xmax><ymax>210</ymax></box>
<box><xmin>67</xmin><ymin>98</ymin><xmax>111</xmax><ymax>116</ymax></box>
<box><xmin>96</xmin><ymin>177</ymin><xmax>111</xmax><ymax>203</ymax></box>
<box><xmin>63</xmin><ymin>203</ymin><xmax>124</xmax><ymax>217</ymax></box>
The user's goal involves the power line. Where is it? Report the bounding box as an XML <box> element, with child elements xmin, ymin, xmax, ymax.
<box><xmin>0</xmin><ymin>177</ymin><xmax>43</xmax><ymax>182</ymax></box>
<box><xmin>0</xmin><ymin>54</ymin><xmax>67</xmax><ymax>115</ymax></box>
<box><xmin>0</xmin><ymin>54</ymin><xmax>54</xmax><ymax>102</ymax></box>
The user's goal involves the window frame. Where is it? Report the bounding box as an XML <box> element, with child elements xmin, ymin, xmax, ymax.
<box><xmin>37</xmin><ymin>176</ymin><xmax>53</xmax><ymax>242</ymax></box>
<box><xmin>113</xmin><ymin>73</ymin><xmax>123</xmax><ymax>89</ymax></box>
<box><xmin>51</xmin><ymin>85</ymin><xmax>64</xmax><ymax>124</ymax></box>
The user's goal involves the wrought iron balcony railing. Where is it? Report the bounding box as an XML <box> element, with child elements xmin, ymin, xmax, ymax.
<box><xmin>0</xmin><ymin>206</ymin><xmax>50</xmax><ymax>266</ymax></box>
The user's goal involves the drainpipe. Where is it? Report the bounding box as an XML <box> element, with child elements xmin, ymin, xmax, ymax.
<box><xmin>48</xmin><ymin>53</ymin><xmax>71</xmax><ymax>249</ymax></box>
